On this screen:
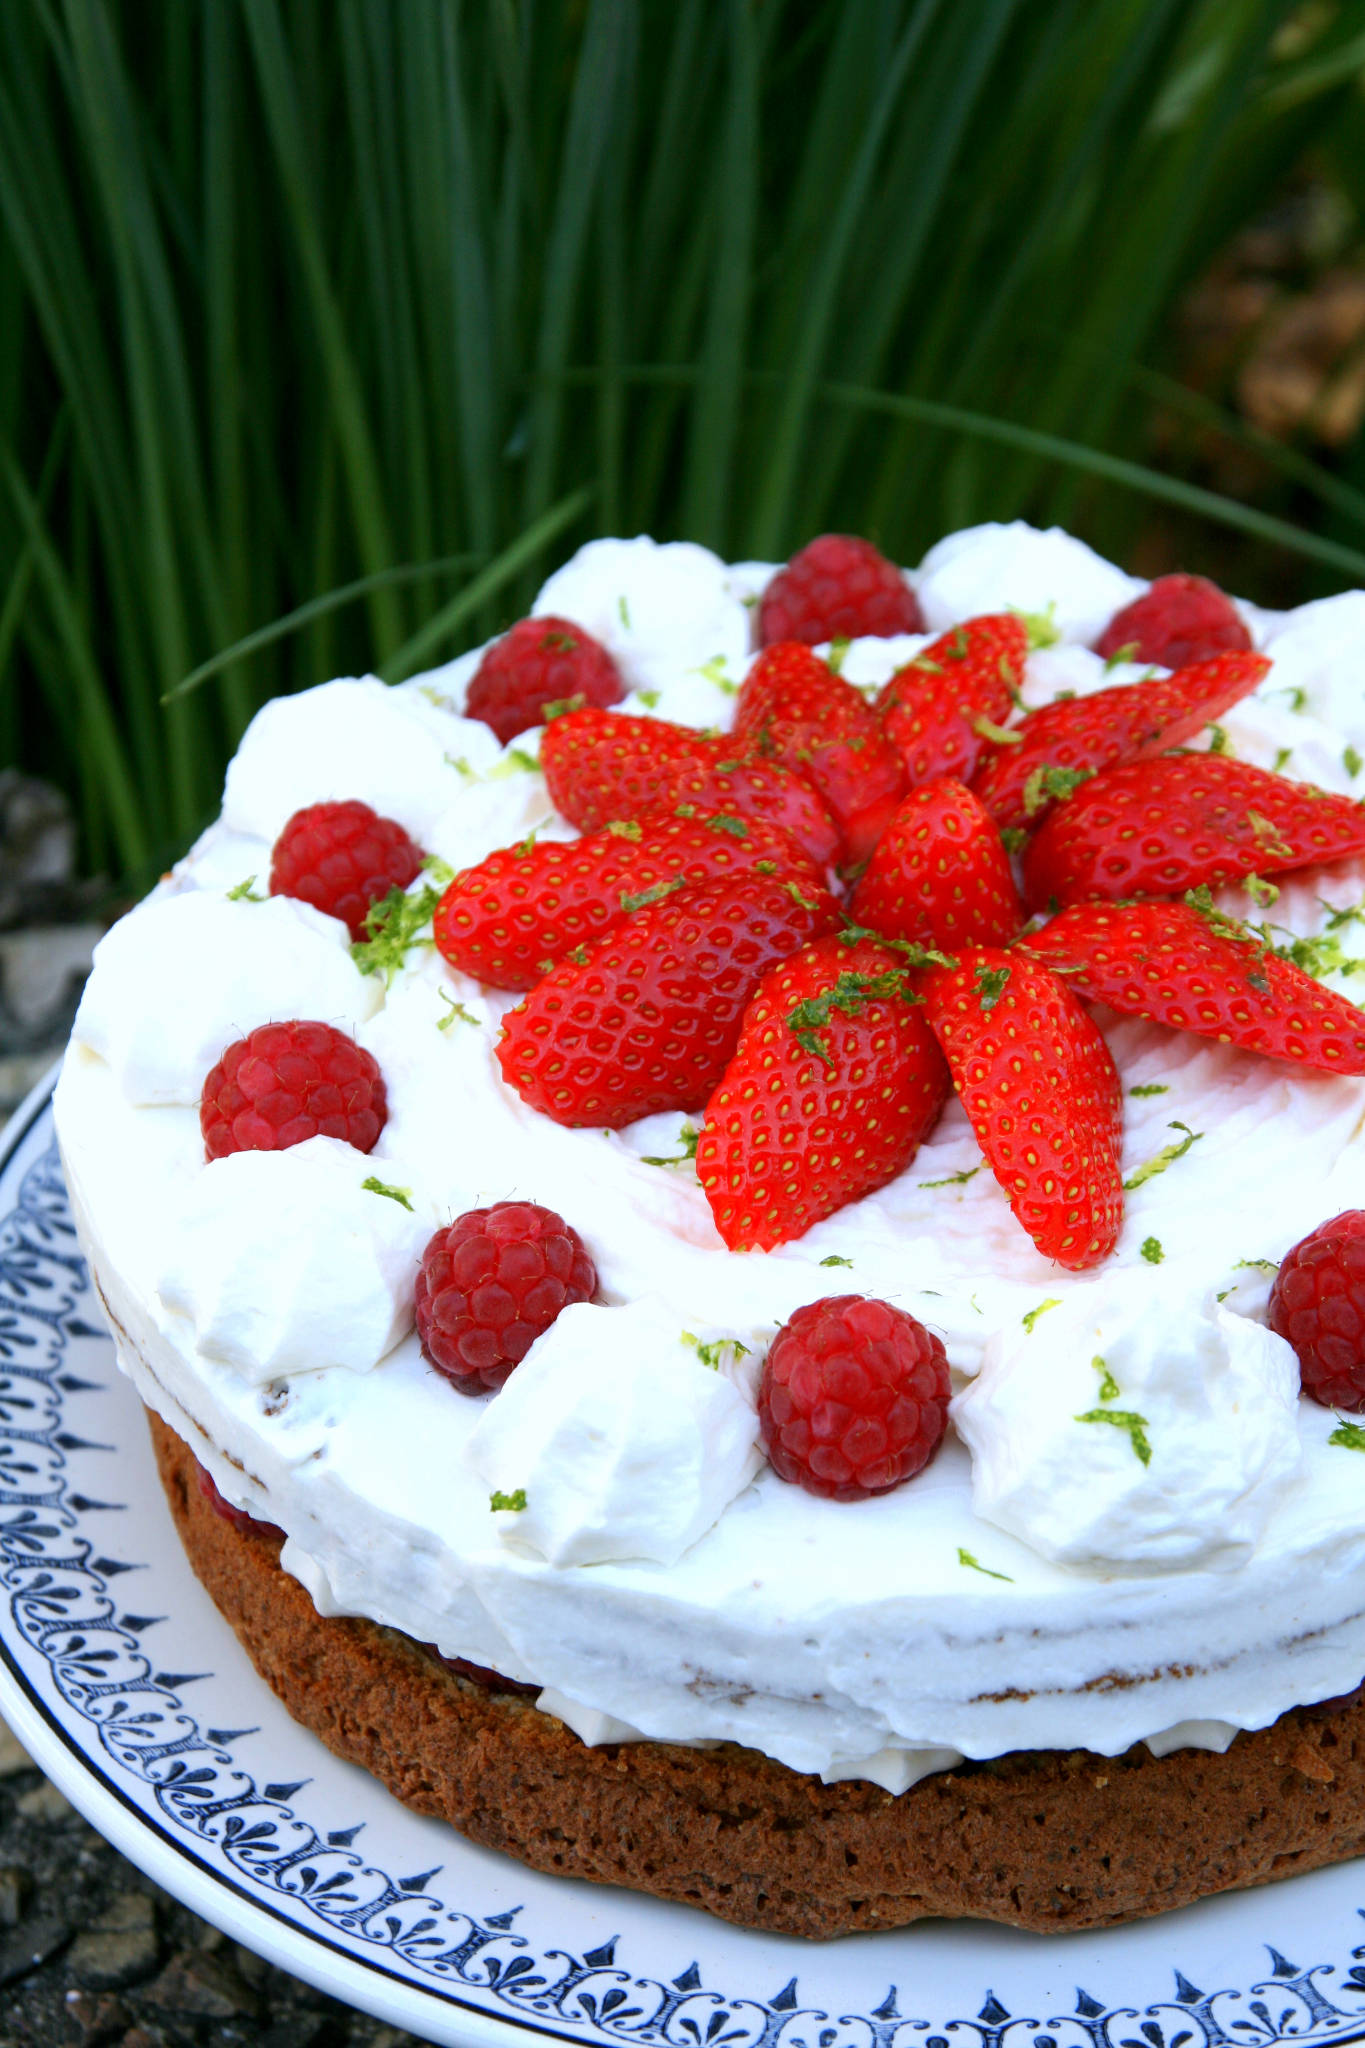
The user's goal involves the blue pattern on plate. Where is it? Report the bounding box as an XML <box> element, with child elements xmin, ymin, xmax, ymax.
<box><xmin>5</xmin><ymin>1129</ymin><xmax>1365</xmax><ymax>2041</ymax></box>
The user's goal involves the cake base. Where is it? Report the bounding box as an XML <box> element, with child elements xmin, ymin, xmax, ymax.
<box><xmin>150</xmin><ymin>1408</ymin><xmax>1365</xmax><ymax>1938</ymax></box>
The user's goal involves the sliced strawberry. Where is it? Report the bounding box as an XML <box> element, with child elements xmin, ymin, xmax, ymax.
<box><xmin>732</xmin><ymin>642</ymin><xmax>906</xmax><ymax>866</ymax></box>
<box><xmin>876</xmin><ymin>613</ymin><xmax>1028</xmax><ymax>789</ymax></box>
<box><xmin>540</xmin><ymin>707</ymin><xmax>840</xmax><ymax>868</ymax></box>
<box><xmin>1019</xmin><ymin>900</ymin><xmax>1365</xmax><ymax>1076</ymax></box>
<box><xmin>972</xmin><ymin>650</ymin><xmax>1271</xmax><ymax>832</ymax></box>
<box><xmin>496</xmin><ymin>872</ymin><xmax>841</xmax><ymax>1127</ymax></box>
<box><xmin>698</xmin><ymin>934</ymin><xmax>950</xmax><ymax>1251</ymax></box>
<box><xmin>1023</xmin><ymin>753</ymin><xmax>1365</xmax><ymax>911</ymax></box>
<box><xmin>920</xmin><ymin>949</ymin><xmax>1123</xmax><ymax>1270</ymax></box>
<box><xmin>434</xmin><ymin>812</ymin><xmax>823</xmax><ymax>991</ymax></box>
<box><xmin>848</xmin><ymin>779</ymin><xmax>1024</xmax><ymax>950</ymax></box>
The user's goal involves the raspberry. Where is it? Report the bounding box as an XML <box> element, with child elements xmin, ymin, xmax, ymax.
<box><xmin>201</xmin><ymin>1020</ymin><xmax>387</xmax><ymax>1160</ymax></box>
<box><xmin>1093</xmin><ymin>572</ymin><xmax>1252</xmax><ymax>669</ymax></box>
<box><xmin>270</xmin><ymin>800</ymin><xmax>424</xmax><ymax>940</ymax></box>
<box><xmin>466</xmin><ymin>615</ymin><xmax>624</xmax><ymax>745</ymax></box>
<box><xmin>196</xmin><ymin>1459</ymin><xmax>282</xmax><ymax>1538</ymax></box>
<box><xmin>1268</xmin><ymin>1210</ymin><xmax>1365</xmax><ymax>1410</ymax></box>
<box><xmin>415</xmin><ymin>1201</ymin><xmax>596</xmax><ymax>1394</ymax></box>
<box><xmin>758</xmin><ymin>1295</ymin><xmax>950</xmax><ymax>1500</ymax></box>
<box><xmin>758</xmin><ymin>535</ymin><xmax>924</xmax><ymax>648</ymax></box>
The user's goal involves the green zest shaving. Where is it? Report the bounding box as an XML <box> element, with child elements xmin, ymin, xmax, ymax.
<box><xmin>1103</xmin><ymin>640</ymin><xmax>1140</xmax><ymax>670</ymax></box>
<box><xmin>1000</xmin><ymin>826</ymin><xmax>1028</xmax><ymax>854</ymax></box>
<box><xmin>352</xmin><ymin>861</ymin><xmax>453</xmax><ymax>984</ymax></box>
<box><xmin>1091</xmin><ymin>1354</ymin><xmax>1120</xmax><ymax>1401</ymax></box>
<box><xmin>1234</xmin><ymin>1256</ymin><xmax>1279</xmax><ymax>1273</ymax></box>
<box><xmin>1022</xmin><ymin>1297</ymin><xmax>1061</xmax><ymax>1334</ymax></box>
<box><xmin>1329</xmin><ymin>1421</ymin><xmax>1365</xmax><ymax>1451</ymax></box>
<box><xmin>681</xmin><ymin>1330</ymin><xmax>749</xmax><ymax>1371</ymax></box>
<box><xmin>1128</xmin><ymin>1082</ymin><xmax>1169</xmax><ymax>1098</ymax></box>
<box><xmin>974</xmin><ymin>963</ymin><xmax>1010</xmax><ymax>1011</ymax></box>
<box><xmin>490</xmin><ymin>1488</ymin><xmax>527</xmax><ymax>1512</ymax></box>
<box><xmin>837</xmin><ymin>921</ymin><xmax>956</xmax><ymax>968</ymax></box>
<box><xmin>618</xmin><ymin>594</ymin><xmax>631</xmax><ymax>628</ymax></box>
<box><xmin>620</xmin><ymin>877</ymin><xmax>685</xmax><ymax>913</ymax></box>
<box><xmin>1015</xmin><ymin>604</ymin><xmax>1061</xmax><ymax>650</ymax></box>
<box><xmin>642</xmin><ymin>1123</ymin><xmax>700</xmax><ymax>1168</ymax></box>
<box><xmin>542</xmin><ymin>692</ymin><xmax>587</xmax><ymax>721</ymax></box>
<box><xmin>1021</xmin><ymin>764</ymin><xmax>1094</xmax><ymax>818</ymax></box>
<box><xmin>826</xmin><ymin>636</ymin><xmax>850</xmax><ymax>673</ymax></box>
<box><xmin>693</xmin><ymin>654</ymin><xmax>736</xmax><ymax>694</ymax></box>
<box><xmin>820</xmin><ymin>1255</ymin><xmax>853</xmax><ymax>1268</ymax></box>
<box><xmin>1123</xmin><ymin>1120</ymin><xmax>1203</xmax><ymax>1191</ymax></box>
<box><xmin>362</xmin><ymin>1176</ymin><xmax>414</xmax><ymax>1212</ymax></box>
<box><xmin>1074</xmin><ymin>1407</ymin><xmax>1152</xmax><ymax>1466</ymax></box>
<box><xmin>958</xmin><ymin>1547</ymin><xmax>1013</xmax><ymax>1582</ymax></box>
<box><xmin>706</xmin><ymin>813</ymin><xmax>749</xmax><ymax>839</ymax></box>
<box><xmin>972</xmin><ymin>715</ymin><xmax>1021</xmax><ymax>747</ymax></box>
<box><xmin>637</xmin><ymin>688</ymin><xmax>661</xmax><ymax>709</ymax></box>
<box><xmin>227</xmin><ymin>875</ymin><xmax>263</xmax><ymax>901</ymax></box>
<box><xmin>606</xmin><ymin>818</ymin><xmax>643</xmax><ymax>840</ymax></box>
<box><xmin>1140</xmin><ymin>1236</ymin><xmax>1164</xmax><ymax>1265</ymax></box>
<box><xmin>488</xmin><ymin>746</ymin><xmax>541</xmax><ymax>780</ymax></box>
<box><xmin>1247</xmin><ymin>809</ymin><xmax>1292</xmax><ymax>860</ymax></box>
<box><xmin>921</xmin><ymin>1165</ymin><xmax>980</xmax><ymax>1190</ymax></box>
<box><xmin>1273</xmin><ymin>745</ymin><xmax>1293</xmax><ymax>773</ymax></box>
<box><xmin>786</xmin><ymin>968</ymin><xmax>914</xmax><ymax>1066</ymax></box>
<box><xmin>437</xmin><ymin>991</ymin><xmax>479</xmax><ymax>1032</ymax></box>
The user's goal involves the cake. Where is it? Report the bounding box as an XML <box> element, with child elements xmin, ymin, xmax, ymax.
<box><xmin>52</xmin><ymin>524</ymin><xmax>1365</xmax><ymax>1938</ymax></box>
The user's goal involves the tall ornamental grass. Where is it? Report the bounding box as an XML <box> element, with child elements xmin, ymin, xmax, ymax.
<box><xmin>4</xmin><ymin>0</ymin><xmax>1365</xmax><ymax>888</ymax></box>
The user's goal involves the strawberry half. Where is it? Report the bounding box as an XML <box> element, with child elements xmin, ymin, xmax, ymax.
<box><xmin>876</xmin><ymin>613</ymin><xmax>1028</xmax><ymax>789</ymax></box>
<box><xmin>972</xmin><ymin>650</ymin><xmax>1271</xmax><ymax>832</ymax></box>
<box><xmin>734</xmin><ymin>642</ymin><xmax>906</xmax><ymax>865</ymax></box>
<box><xmin>434</xmin><ymin>811</ymin><xmax>823</xmax><ymax>991</ymax></box>
<box><xmin>920</xmin><ymin>949</ymin><xmax>1123</xmax><ymax>1270</ymax></box>
<box><xmin>1023</xmin><ymin>753</ymin><xmax>1365</xmax><ymax>911</ymax></box>
<box><xmin>496</xmin><ymin>872</ymin><xmax>841</xmax><ymax>1127</ymax></box>
<box><xmin>848</xmin><ymin>778</ymin><xmax>1024</xmax><ymax>951</ymax></box>
<box><xmin>698</xmin><ymin>933</ymin><xmax>950</xmax><ymax>1250</ymax></box>
<box><xmin>1019</xmin><ymin>900</ymin><xmax>1365</xmax><ymax>1076</ymax></box>
<box><xmin>540</xmin><ymin>707</ymin><xmax>840</xmax><ymax>868</ymax></box>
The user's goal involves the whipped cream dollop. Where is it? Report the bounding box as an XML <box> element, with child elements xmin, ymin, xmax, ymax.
<box><xmin>532</xmin><ymin>537</ymin><xmax>752</xmax><ymax>700</ymax></box>
<box><xmin>953</xmin><ymin>1264</ymin><xmax>1303</xmax><ymax>1572</ymax></box>
<box><xmin>469</xmin><ymin>1296</ymin><xmax>762</xmax><ymax>1566</ymax></box>
<box><xmin>73</xmin><ymin>890</ymin><xmax>379</xmax><ymax>1105</ymax></box>
<box><xmin>222</xmin><ymin>676</ymin><xmax>504</xmax><ymax>849</ymax></box>
<box><xmin>157</xmin><ymin>1135</ymin><xmax>434</xmax><ymax>1384</ymax></box>
<box><xmin>916</xmin><ymin>521</ymin><xmax>1145</xmax><ymax>642</ymax></box>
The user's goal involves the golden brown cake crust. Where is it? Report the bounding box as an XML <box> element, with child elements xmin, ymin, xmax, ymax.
<box><xmin>150</xmin><ymin>1406</ymin><xmax>1365</xmax><ymax>1939</ymax></box>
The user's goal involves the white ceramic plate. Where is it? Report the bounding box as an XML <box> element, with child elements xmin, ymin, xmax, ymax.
<box><xmin>6</xmin><ymin>1078</ymin><xmax>1365</xmax><ymax>2047</ymax></box>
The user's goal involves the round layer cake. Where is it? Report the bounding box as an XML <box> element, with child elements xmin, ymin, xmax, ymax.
<box><xmin>52</xmin><ymin>524</ymin><xmax>1365</xmax><ymax>1935</ymax></box>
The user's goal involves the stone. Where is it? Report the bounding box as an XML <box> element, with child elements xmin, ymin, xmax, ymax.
<box><xmin>142</xmin><ymin>1948</ymin><xmax>263</xmax><ymax>2021</ymax></box>
<box><xmin>69</xmin><ymin>1893</ymin><xmax>159</xmax><ymax>1991</ymax></box>
<box><xmin>0</xmin><ymin>1909</ymin><xmax>71</xmax><ymax>1984</ymax></box>
<box><xmin>0</xmin><ymin>1716</ymin><xmax>33</xmax><ymax>1778</ymax></box>
<box><xmin>0</xmin><ymin>1862</ymin><xmax>31</xmax><ymax>1927</ymax></box>
<box><xmin>0</xmin><ymin>771</ymin><xmax>77</xmax><ymax>929</ymax></box>
<box><xmin>16</xmin><ymin>1780</ymin><xmax>75</xmax><ymax>1824</ymax></box>
<box><xmin>62</xmin><ymin>1988</ymin><xmax>130</xmax><ymax>2044</ymax></box>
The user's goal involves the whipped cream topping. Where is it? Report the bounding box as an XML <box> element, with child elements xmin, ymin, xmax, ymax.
<box><xmin>915</xmin><ymin>521</ymin><xmax>1145</xmax><ymax>641</ymax></box>
<box><xmin>469</xmin><ymin>1296</ymin><xmax>762</xmax><ymax>1567</ymax></box>
<box><xmin>52</xmin><ymin>519</ymin><xmax>1365</xmax><ymax>1791</ymax></box>
<box><xmin>72</xmin><ymin>890</ymin><xmax>379</xmax><ymax>1104</ymax></box>
<box><xmin>953</xmin><ymin>1265</ymin><xmax>1302</xmax><ymax>1572</ymax></box>
<box><xmin>532</xmin><ymin>536</ymin><xmax>753</xmax><ymax>700</ymax></box>
<box><xmin>157</xmin><ymin>1135</ymin><xmax>435</xmax><ymax>1385</ymax></box>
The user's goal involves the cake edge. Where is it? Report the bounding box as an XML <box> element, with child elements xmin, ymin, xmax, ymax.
<box><xmin>148</xmin><ymin>1406</ymin><xmax>1365</xmax><ymax>1938</ymax></box>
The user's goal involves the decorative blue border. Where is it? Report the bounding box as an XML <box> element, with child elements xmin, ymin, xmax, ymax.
<box><xmin>6</xmin><ymin>1119</ymin><xmax>1365</xmax><ymax>2043</ymax></box>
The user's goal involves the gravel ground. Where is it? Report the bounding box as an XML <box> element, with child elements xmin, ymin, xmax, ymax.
<box><xmin>0</xmin><ymin>1716</ymin><xmax>438</xmax><ymax>2048</ymax></box>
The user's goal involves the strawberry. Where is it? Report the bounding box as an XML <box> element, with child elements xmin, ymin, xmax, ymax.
<box><xmin>496</xmin><ymin>871</ymin><xmax>841</xmax><ymax>1127</ymax></box>
<box><xmin>698</xmin><ymin>934</ymin><xmax>950</xmax><ymax>1250</ymax></box>
<box><xmin>1018</xmin><ymin>899</ymin><xmax>1365</xmax><ymax>1076</ymax></box>
<box><xmin>972</xmin><ymin>650</ymin><xmax>1270</xmax><ymax>832</ymax></box>
<box><xmin>433</xmin><ymin>811</ymin><xmax>823</xmax><ymax>991</ymax></box>
<box><xmin>848</xmin><ymin>778</ymin><xmax>1024</xmax><ymax>950</ymax></box>
<box><xmin>876</xmin><ymin>614</ymin><xmax>1028</xmax><ymax>789</ymax></box>
<box><xmin>920</xmin><ymin>949</ymin><xmax>1123</xmax><ymax>1270</ymax></box>
<box><xmin>733</xmin><ymin>642</ymin><xmax>906</xmax><ymax>866</ymax></box>
<box><xmin>1023</xmin><ymin>753</ymin><xmax>1365</xmax><ymax>911</ymax></box>
<box><xmin>540</xmin><ymin>707</ymin><xmax>840</xmax><ymax>868</ymax></box>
